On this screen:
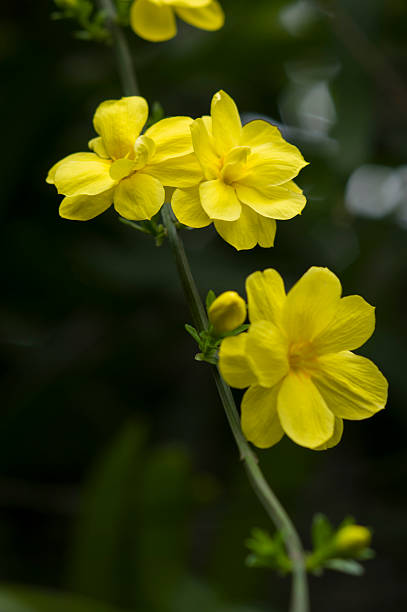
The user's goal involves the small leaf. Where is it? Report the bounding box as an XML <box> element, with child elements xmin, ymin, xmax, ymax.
<box><xmin>205</xmin><ymin>290</ymin><xmax>216</xmax><ymax>311</ymax></box>
<box><xmin>324</xmin><ymin>558</ymin><xmax>365</xmax><ymax>575</ymax></box>
<box><xmin>312</xmin><ymin>513</ymin><xmax>334</xmax><ymax>549</ymax></box>
<box><xmin>185</xmin><ymin>324</ymin><xmax>201</xmax><ymax>344</ymax></box>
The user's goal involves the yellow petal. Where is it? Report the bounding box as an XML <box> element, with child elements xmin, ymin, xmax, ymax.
<box><xmin>109</xmin><ymin>158</ymin><xmax>138</xmax><ymax>181</ymax></box>
<box><xmin>46</xmin><ymin>153</ymin><xmax>97</xmax><ymax>185</ymax></box>
<box><xmin>168</xmin><ymin>0</ymin><xmax>211</xmax><ymax>8</ymax></box>
<box><xmin>214</xmin><ymin>204</ymin><xmax>276</xmax><ymax>250</ymax></box>
<box><xmin>241</xmin><ymin>385</ymin><xmax>284</xmax><ymax>449</ymax></box>
<box><xmin>277</xmin><ymin>372</ymin><xmax>335</xmax><ymax>449</ymax></box>
<box><xmin>313</xmin><ymin>351</ymin><xmax>388</xmax><ymax>420</ymax></box>
<box><xmin>130</xmin><ymin>0</ymin><xmax>177</xmax><ymax>41</ymax></box>
<box><xmin>282</xmin><ymin>267</ymin><xmax>342</xmax><ymax>343</ymax></box>
<box><xmin>190</xmin><ymin>117</ymin><xmax>219</xmax><ymax>180</ymax></box>
<box><xmin>113</xmin><ymin>173</ymin><xmax>164</xmax><ymax>220</ymax></box>
<box><xmin>211</xmin><ymin>90</ymin><xmax>242</xmax><ymax>156</ymax></box>
<box><xmin>93</xmin><ymin>96</ymin><xmax>148</xmax><ymax>160</ymax></box>
<box><xmin>246</xmin><ymin>321</ymin><xmax>289</xmax><ymax>387</ymax></box>
<box><xmin>59</xmin><ymin>189</ymin><xmax>114</xmax><ymax>221</ymax></box>
<box><xmin>221</xmin><ymin>146</ymin><xmax>250</xmax><ymax>184</ymax></box>
<box><xmin>218</xmin><ymin>333</ymin><xmax>257</xmax><ymax>389</ymax></box>
<box><xmin>241</xmin><ymin>119</ymin><xmax>308</xmax><ymax>186</ymax></box>
<box><xmin>313</xmin><ymin>295</ymin><xmax>375</xmax><ymax>355</ymax></box>
<box><xmin>88</xmin><ymin>137</ymin><xmax>109</xmax><ymax>159</ymax></box>
<box><xmin>175</xmin><ymin>1</ymin><xmax>225</xmax><ymax>31</ymax></box>
<box><xmin>236</xmin><ymin>183</ymin><xmax>306</xmax><ymax>220</ymax></box>
<box><xmin>145</xmin><ymin>117</ymin><xmax>194</xmax><ymax>163</ymax></box>
<box><xmin>171</xmin><ymin>187</ymin><xmax>211</xmax><ymax>228</ymax></box>
<box><xmin>314</xmin><ymin>417</ymin><xmax>343</xmax><ymax>451</ymax></box>
<box><xmin>54</xmin><ymin>157</ymin><xmax>115</xmax><ymax>196</ymax></box>
<box><xmin>145</xmin><ymin>153</ymin><xmax>203</xmax><ymax>188</ymax></box>
<box><xmin>209</xmin><ymin>291</ymin><xmax>246</xmax><ymax>334</ymax></box>
<box><xmin>246</xmin><ymin>268</ymin><xmax>286</xmax><ymax>325</ymax></box>
<box><xmin>199</xmin><ymin>179</ymin><xmax>241</xmax><ymax>220</ymax></box>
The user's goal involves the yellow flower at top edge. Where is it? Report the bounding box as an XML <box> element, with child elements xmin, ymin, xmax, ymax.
<box><xmin>130</xmin><ymin>0</ymin><xmax>224</xmax><ymax>42</ymax></box>
<box><xmin>219</xmin><ymin>267</ymin><xmax>388</xmax><ymax>450</ymax></box>
<box><xmin>171</xmin><ymin>90</ymin><xmax>308</xmax><ymax>250</ymax></box>
<box><xmin>46</xmin><ymin>96</ymin><xmax>202</xmax><ymax>222</ymax></box>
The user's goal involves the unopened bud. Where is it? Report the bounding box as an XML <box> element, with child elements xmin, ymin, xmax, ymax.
<box><xmin>335</xmin><ymin>525</ymin><xmax>371</xmax><ymax>555</ymax></box>
<box><xmin>208</xmin><ymin>291</ymin><xmax>246</xmax><ymax>334</ymax></box>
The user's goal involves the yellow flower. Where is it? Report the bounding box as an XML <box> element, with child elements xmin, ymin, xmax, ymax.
<box><xmin>172</xmin><ymin>90</ymin><xmax>308</xmax><ymax>250</ymax></box>
<box><xmin>334</xmin><ymin>525</ymin><xmax>372</xmax><ymax>555</ymax></box>
<box><xmin>219</xmin><ymin>267</ymin><xmax>388</xmax><ymax>449</ymax></box>
<box><xmin>129</xmin><ymin>0</ymin><xmax>224</xmax><ymax>42</ymax></box>
<box><xmin>208</xmin><ymin>291</ymin><xmax>246</xmax><ymax>334</ymax></box>
<box><xmin>47</xmin><ymin>96</ymin><xmax>202</xmax><ymax>222</ymax></box>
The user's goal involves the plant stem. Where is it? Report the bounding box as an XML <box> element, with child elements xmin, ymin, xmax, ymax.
<box><xmin>98</xmin><ymin>0</ymin><xmax>139</xmax><ymax>96</ymax></box>
<box><xmin>100</xmin><ymin>6</ymin><xmax>309</xmax><ymax>612</ymax></box>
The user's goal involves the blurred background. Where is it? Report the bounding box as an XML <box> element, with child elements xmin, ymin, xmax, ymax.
<box><xmin>1</xmin><ymin>1</ymin><xmax>406</xmax><ymax>611</ymax></box>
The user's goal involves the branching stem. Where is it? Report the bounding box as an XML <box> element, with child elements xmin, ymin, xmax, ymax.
<box><xmin>99</xmin><ymin>5</ymin><xmax>310</xmax><ymax>612</ymax></box>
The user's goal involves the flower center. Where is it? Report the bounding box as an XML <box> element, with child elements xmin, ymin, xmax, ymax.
<box><xmin>288</xmin><ymin>341</ymin><xmax>318</xmax><ymax>374</ymax></box>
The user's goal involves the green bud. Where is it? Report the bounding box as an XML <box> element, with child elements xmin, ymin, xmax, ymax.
<box><xmin>334</xmin><ymin>525</ymin><xmax>372</xmax><ymax>555</ymax></box>
<box><xmin>208</xmin><ymin>291</ymin><xmax>246</xmax><ymax>334</ymax></box>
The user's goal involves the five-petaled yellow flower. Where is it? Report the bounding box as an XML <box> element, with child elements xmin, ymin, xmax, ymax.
<box><xmin>172</xmin><ymin>90</ymin><xmax>308</xmax><ymax>250</ymax></box>
<box><xmin>130</xmin><ymin>0</ymin><xmax>224</xmax><ymax>42</ymax></box>
<box><xmin>47</xmin><ymin>96</ymin><xmax>202</xmax><ymax>221</ymax></box>
<box><xmin>219</xmin><ymin>267</ymin><xmax>388</xmax><ymax>450</ymax></box>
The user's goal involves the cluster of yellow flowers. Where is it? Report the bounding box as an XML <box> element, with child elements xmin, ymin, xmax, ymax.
<box><xmin>47</xmin><ymin>3</ymin><xmax>388</xmax><ymax>452</ymax></box>
<box><xmin>47</xmin><ymin>91</ymin><xmax>307</xmax><ymax>250</ymax></box>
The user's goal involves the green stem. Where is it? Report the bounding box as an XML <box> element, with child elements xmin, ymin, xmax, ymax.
<box><xmin>98</xmin><ymin>0</ymin><xmax>139</xmax><ymax>96</ymax></box>
<box><xmin>100</xmin><ymin>6</ymin><xmax>309</xmax><ymax>612</ymax></box>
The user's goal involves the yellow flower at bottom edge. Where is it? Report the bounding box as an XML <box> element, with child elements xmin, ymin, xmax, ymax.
<box><xmin>46</xmin><ymin>96</ymin><xmax>202</xmax><ymax>222</ymax></box>
<box><xmin>130</xmin><ymin>0</ymin><xmax>224</xmax><ymax>42</ymax></box>
<box><xmin>219</xmin><ymin>267</ymin><xmax>388</xmax><ymax>450</ymax></box>
<box><xmin>171</xmin><ymin>90</ymin><xmax>309</xmax><ymax>250</ymax></box>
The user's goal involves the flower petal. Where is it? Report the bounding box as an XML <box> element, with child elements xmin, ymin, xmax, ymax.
<box><xmin>171</xmin><ymin>187</ymin><xmax>211</xmax><ymax>228</ymax></box>
<box><xmin>313</xmin><ymin>295</ymin><xmax>375</xmax><ymax>354</ymax></box>
<box><xmin>313</xmin><ymin>351</ymin><xmax>388</xmax><ymax>420</ymax></box>
<box><xmin>175</xmin><ymin>1</ymin><xmax>225</xmax><ymax>31</ymax></box>
<box><xmin>241</xmin><ymin>120</ymin><xmax>308</xmax><ymax>186</ymax></box>
<box><xmin>46</xmin><ymin>153</ymin><xmax>97</xmax><ymax>185</ymax></box>
<box><xmin>214</xmin><ymin>204</ymin><xmax>276</xmax><ymax>250</ymax></box>
<box><xmin>54</xmin><ymin>157</ymin><xmax>115</xmax><ymax>196</ymax></box>
<box><xmin>282</xmin><ymin>267</ymin><xmax>342</xmax><ymax>343</ymax></box>
<box><xmin>113</xmin><ymin>173</ymin><xmax>164</xmax><ymax>220</ymax></box>
<box><xmin>314</xmin><ymin>417</ymin><xmax>343</xmax><ymax>451</ymax></box>
<box><xmin>130</xmin><ymin>0</ymin><xmax>177</xmax><ymax>41</ymax></box>
<box><xmin>221</xmin><ymin>146</ymin><xmax>250</xmax><ymax>183</ymax></box>
<box><xmin>277</xmin><ymin>372</ymin><xmax>335</xmax><ymax>449</ymax></box>
<box><xmin>246</xmin><ymin>268</ymin><xmax>286</xmax><ymax>325</ymax></box>
<box><xmin>145</xmin><ymin>117</ymin><xmax>194</xmax><ymax>163</ymax></box>
<box><xmin>88</xmin><ymin>137</ymin><xmax>109</xmax><ymax>159</ymax></box>
<box><xmin>236</xmin><ymin>183</ymin><xmax>306</xmax><ymax>220</ymax></box>
<box><xmin>190</xmin><ymin>117</ymin><xmax>219</xmax><ymax>180</ymax></box>
<box><xmin>168</xmin><ymin>0</ymin><xmax>211</xmax><ymax>8</ymax></box>
<box><xmin>109</xmin><ymin>158</ymin><xmax>138</xmax><ymax>181</ymax></box>
<box><xmin>246</xmin><ymin>321</ymin><xmax>289</xmax><ymax>387</ymax></box>
<box><xmin>219</xmin><ymin>333</ymin><xmax>257</xmax><ymax>389</ymax></box>
<box><xmin>211</xmin><ymin>90</ymin><xmax>242</xmax><ymax>156</ymax></box>
<box><xmin>145</xmin><ymin>153</ymin><xmax>203</xmax><ymax>188</ymax></box>
<box><xmin>93</xmin><ymin>96</ymin><xmax>148</xmax><ymax>160</ymax></box>
<box><xmin>241</xmin><ymin>385</ymin><xmax>284</xmax><ymax>449</ymax></box>
<box><xmin>59</xmin><ymin>189</ymin><xmax>114</xmax><ymax>221</ymax></box>
<box><xmin>199</xmin><ymin>179</ymin><xmax>241</xmax><ymax>220</ymax></box>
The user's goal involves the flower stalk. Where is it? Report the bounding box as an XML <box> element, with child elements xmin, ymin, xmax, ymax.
<box><xmin>99</xmin><ymin>5</ymin><xmax>310</xmax><ymax>612</ymax></box>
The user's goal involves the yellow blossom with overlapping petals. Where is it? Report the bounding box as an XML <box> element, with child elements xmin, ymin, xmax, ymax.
<box><xmin>129</xmin><ymin>0</ymin><xmax>224</xmax><ymax>42</ymax></box>
<box><xmin>172</xmin><ymin>90</ymin><xmax>308</xmax><ymax>250</ymax></box>
<box><xmin>219</xmin><ymin>267</ymin><xmax>388</xmax><ymax>449</ymax></box>
<box><xmin>46</xmin><ymin>96</ymin><xmax>202</xmax><ymax>222</ymax></box>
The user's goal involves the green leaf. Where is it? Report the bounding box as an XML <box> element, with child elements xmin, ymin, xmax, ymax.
<box><xmin>205</xmin><ymin>290</ymin><xmax>216</xmax><ymax>311</ymax></box>
<box><xmin>324</xmin><ymin>558</ymin><xmax>365</xmax><ymax>575</ymax></box>
<box><xmin>185</xmin><ymin>324</ymin><xmax>201</xmax><ymax>344</ymax></box>
<box><xmin>0</xmin><ymin>586</ymin><xmax>131</xmax><ymax>612</ymax></box>
<box><xmin>311</xmin><ymin>513</ymin><xmax>334</xmax><ymax>549</ymax></box>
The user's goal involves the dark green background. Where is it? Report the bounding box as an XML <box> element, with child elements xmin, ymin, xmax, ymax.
<box><xmin>1</xmin><ymin>1</ymin><xmax>406</xmax><ymax>611</ymax></box>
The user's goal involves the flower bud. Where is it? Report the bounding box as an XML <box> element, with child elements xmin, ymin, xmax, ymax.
<box><xmin>208</xmin><ymin>291</ymin><xmax>246</xmax><ymax>334</ymax></box>
<box><xmin>334</xmin><ymin>525</ymin><xmax>371</xmax><ymax>555</ymax></box>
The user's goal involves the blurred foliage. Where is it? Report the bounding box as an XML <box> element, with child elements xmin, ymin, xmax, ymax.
<box><xmin>1</xmin><ymin>0</ymin><xmax>407</xmax><ymax>611</ymax></box>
